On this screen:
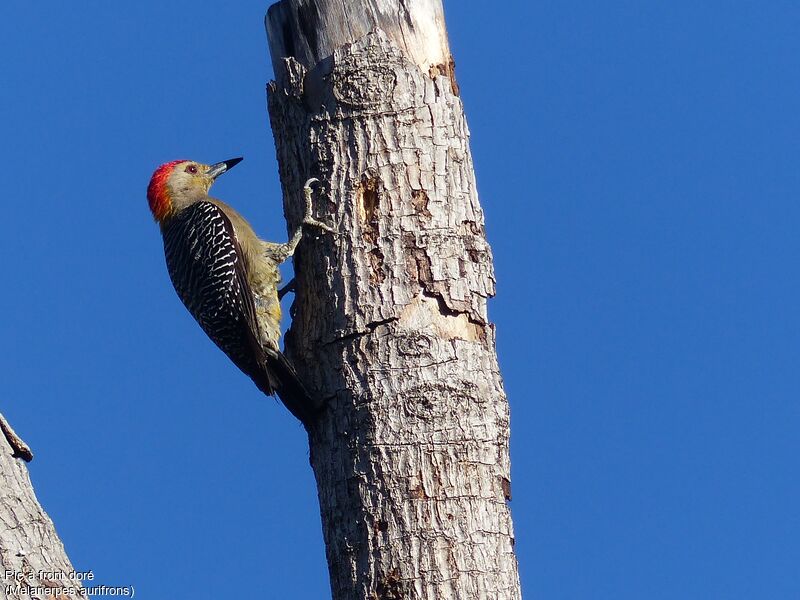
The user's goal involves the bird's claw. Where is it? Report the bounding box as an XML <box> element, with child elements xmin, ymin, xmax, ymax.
<box><xmin>302</xmin><ymin>216</ymin><xmax>336</xmax><ymax>233</ymax></box>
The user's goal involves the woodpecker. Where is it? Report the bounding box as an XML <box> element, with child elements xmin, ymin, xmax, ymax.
<box><xmin>147</xmin><ymin>157</ymin><xmax>331</xmax><ymax>424</ymax></box>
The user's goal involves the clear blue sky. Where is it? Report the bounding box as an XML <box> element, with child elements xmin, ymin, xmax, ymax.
<box><xmin>2</xmin><ymin>1</ymin><xmax>798</xmax><ymax>598</ymax></box>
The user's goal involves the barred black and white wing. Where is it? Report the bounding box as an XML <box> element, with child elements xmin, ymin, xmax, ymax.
<box><xmin>161</xmin><ymin>201</ymin><xmax>313</xmax><ymax>422</ymax></box>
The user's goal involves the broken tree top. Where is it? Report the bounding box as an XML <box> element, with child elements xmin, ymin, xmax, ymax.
<box><xmin>266</xmin><ymin>0</ymin><xmax>452</xmax><ymax>75</ymax></box>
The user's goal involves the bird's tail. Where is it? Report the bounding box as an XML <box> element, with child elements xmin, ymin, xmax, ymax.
<box><xmin>255</xmin><ymin>349</ymin><xmax>321</xmax><ymax>425</ymax></box>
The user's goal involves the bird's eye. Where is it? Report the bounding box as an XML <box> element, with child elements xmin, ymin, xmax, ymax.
<box><xmin>186</xmin><ymin>165</ymin><xmax>198</xmax><ymax>174</ymax></box>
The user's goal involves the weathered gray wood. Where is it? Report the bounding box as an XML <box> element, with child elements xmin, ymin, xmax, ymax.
<box><xmin>0</xmin><ymin>416</ymin><xmax>87</xmax><ymax>599</ymax></box>
<box><xmin>266</xmin><ymin>2</ymin><xmax>521</xmax><ymax>598</ymax></box>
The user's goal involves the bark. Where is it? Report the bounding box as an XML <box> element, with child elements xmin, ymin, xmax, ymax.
<box><xmin>265</xmin><ymin>2</ymin><xmax>521</xmax><ymax>598</ymax></box>
<box><xmin>0</xmin><ymin>414</ymin><xmax>87</xmax><ymax>600</ymax></box>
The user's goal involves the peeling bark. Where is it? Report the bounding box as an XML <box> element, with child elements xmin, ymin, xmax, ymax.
<box><xmin>266</xmin><ymin>2</ymin><xmax>520</xmax><ymax>598</ymax></box>
<box><xmin>0</xmin><ymin>416</ymin><xmax>86</xmax><ymax>600</ymax></box>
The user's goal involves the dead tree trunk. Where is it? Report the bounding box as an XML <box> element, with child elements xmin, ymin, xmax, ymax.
<box><xmin>0</xmin><ymin>414</ymin><xmax>87</xmax><ymax>600</ymax></box>
<box><xmin>266</xmin><ymin>2</ymin><xmax>521</xmax><ymax>598</ymax></box>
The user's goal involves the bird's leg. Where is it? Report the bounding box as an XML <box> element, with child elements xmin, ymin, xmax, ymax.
<box><xmin>277</xmin><ymin>278</ymin><xmax>296</xmax><ymax>300</ymax></box>
<box><xmin>266</xmin><ymin>178</ymin><xmax>335</xmax><ymax>265</ymax></box>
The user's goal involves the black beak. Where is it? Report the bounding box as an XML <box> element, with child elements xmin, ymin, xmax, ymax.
<box><xmin>207</xmin><ymin>157</ymin><xmax>243</xmax><ymax>179</ymax></box>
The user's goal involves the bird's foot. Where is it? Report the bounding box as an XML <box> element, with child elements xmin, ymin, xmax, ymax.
<box><xmin>303</xmin><ymin>178</ymin><xmax>336</xmax><ymax>234</ymax></box>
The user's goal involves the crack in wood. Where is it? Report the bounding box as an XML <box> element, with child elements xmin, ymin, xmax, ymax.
<box><xmin>324</xmin><ymin>317</ymin><xmax>399</xmax><ymax>347</ymax></box>
<box><xmin>411</xmin><ymin>290</ymin><xmax>488</xmax><ymax>343</ymax></box>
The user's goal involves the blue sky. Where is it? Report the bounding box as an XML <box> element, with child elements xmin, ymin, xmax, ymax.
<box><xmin>2</xmin><ymin>1</ymin><xmax>799</xmax><ymax>598</ymax></box>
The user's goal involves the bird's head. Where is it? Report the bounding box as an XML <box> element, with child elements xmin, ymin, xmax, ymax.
<box><xmin>147</xmin><ymin>157</ymin><xmax>243</xmax><ymax>223</ymax></box>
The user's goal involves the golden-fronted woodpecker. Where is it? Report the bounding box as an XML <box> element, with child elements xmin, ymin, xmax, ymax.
<box><xmin>146</xmin><ymin>157</ymin><xmax>330</xmax><ymax>424</ymax></box>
